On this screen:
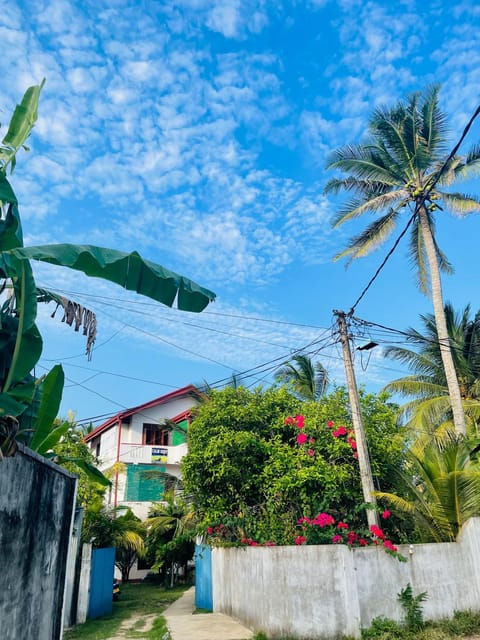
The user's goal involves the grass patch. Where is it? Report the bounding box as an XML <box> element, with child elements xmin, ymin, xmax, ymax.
<box><xmin>126</xmin><ymin>615</ymin><xmax>170</xmax><ymax>639</ymax></box>
<box><xmin>361</xmin><ymin>610</ymin><xmax>480</xmax><ymax>640</ymax></box>
<box><xmin>252</xmin><ymin>610</ymin><xmax>480</xmax><ymax>640</ymax></box>
<box><xmin>193</xmin><ymin>607</ymin><xmax>212</xmax><ymax>614</ymax></box>
<box><xmin>64</xmin><ymin>583</ymin><xmax>187</xmax><ymax>640</ymax></box>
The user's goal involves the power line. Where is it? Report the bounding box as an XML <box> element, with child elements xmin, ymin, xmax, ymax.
<box><xmin>349</xmin><ymin>212</ymin><xmax>416</xmax><ymax>313</ymax></box>
<box><xmin>38</xmin><ymin>283</ymin><xmax>324</xmax><ymax>329</ymax></box>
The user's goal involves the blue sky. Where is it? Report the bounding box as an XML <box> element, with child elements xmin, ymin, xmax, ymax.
<box><xmin>3</xmin><ymin>0</ymin><xmax>480</xmax><ymax>426</ymax></box>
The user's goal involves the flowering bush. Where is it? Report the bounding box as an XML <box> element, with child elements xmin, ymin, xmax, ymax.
<box><xmin>284</xmin><ymin>413</ymin><xmax>406</xmax><ymax>559</ymax></box>
<box><xmin>289</xmin><ymin>414</ymin><xmax>359</xmax><ymax>462</ymax></box>
<box><xmin>295</xmin><ymin>509</ymin><xmax>406</xmax><ymax>561</ymax></box>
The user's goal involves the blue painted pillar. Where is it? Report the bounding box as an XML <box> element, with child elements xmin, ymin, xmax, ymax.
<box><xmin>88</xmin><ymin>547</ymin><xmax>115</xmax><ymax>619</ymax></box>
<box><xmin>194</xmin><ymin>544</ymin><xmax>213</xmax><ymax>611</ymax></box>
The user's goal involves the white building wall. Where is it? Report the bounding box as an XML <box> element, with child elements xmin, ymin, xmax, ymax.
<box><xmin>127</xmin><ymin>397</ymin><xmax>195</xmax><ymax>444</ymax></box>
<box><xmin>97</xmin><ymin>425</ymin><xmax>119</xmax><ymax>469</ymax></box>
<box><xmin>211</xmin><ymin>518</ymin><xmax>480</xmax><ymax>640</ymax></box>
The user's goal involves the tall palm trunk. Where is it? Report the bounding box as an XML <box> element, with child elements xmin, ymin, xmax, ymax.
<box><xmin>418</xmin><ymin>205</ymin><xmax>466</xmax><ymax>435</ymax></box>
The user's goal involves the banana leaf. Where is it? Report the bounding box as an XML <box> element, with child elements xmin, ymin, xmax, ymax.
<box><xmin>29</xmin><ymin>365</ymin><xmax>64</xmax><ymax>452</ymax></box>
<box><xmin>10</xmin><ymin>244</ymin><xmax>216</xmax><ymax>312</ymax></box>
<box><xmin>0</xmin><ymin>80</ymin><xmax>44</xmax><ymax>174</ymax></box>
<box><xmin>56</xmin><ymin>456</ymin><xmax>111</xmax><ymax>486</ymax></box>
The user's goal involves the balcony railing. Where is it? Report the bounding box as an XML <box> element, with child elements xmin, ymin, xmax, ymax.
<box><xmin>118</xmin><ymin>443</ymin><xmax>187</xmax><ymax>465</ymax></box>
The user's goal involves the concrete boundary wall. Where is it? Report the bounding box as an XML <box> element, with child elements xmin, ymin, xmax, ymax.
<box><xmin>0</xmin><ymin>446</ymin><xmax>77</xmax><ymax>640</ymax></box>
<box><xmin>212</xmin><ymin>518</ymin><xmax>480</xmax><ymax>639</ymax></box>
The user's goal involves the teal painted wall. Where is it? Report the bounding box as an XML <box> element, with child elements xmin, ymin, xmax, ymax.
<box><xmin>125</xmin><ymin>464</ymin><xmax>166</xmax><ymax>501</ymax></box>
<box><xmin>172</xmin><ymin>418</ymin><xmax>188</xmax><ymax>446</ymax></box>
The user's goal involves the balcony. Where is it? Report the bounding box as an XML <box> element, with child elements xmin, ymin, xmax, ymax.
<box><xmin>118</xmin><ymin>442</ymin><xmax>187</xmax><ymax>466</ymax></box>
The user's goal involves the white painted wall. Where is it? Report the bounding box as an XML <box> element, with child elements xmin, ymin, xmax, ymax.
<box><xmin>212</xmin><ymin>518</ymin><xmax>480</xmax><ymax>640</ymax></box>
<box><xmin>97</xmin><ymin>425</ymin><xmax>119</xmax><ymax>469</ymax></box>
<box><xmin>128</xmin><ymin>397</ymin><xmax>195</xmax><ymax>444</ymax></box>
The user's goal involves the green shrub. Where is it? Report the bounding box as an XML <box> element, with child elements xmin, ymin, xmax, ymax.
<box><xmin>361</xmin><ymin>617</ymin><xmax>402</xmax><ymax>639</ymax></box>
<box><xmin>443</xmin><ymin>609</ymin><xmax>480</xmax><ymax>636</ymax></box>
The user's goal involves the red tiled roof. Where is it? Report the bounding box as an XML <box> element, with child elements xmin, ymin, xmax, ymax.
<box><xmin>84</xmin><ymin>384</ymin><xmax>202</xmax><ymax>442</ymax></box>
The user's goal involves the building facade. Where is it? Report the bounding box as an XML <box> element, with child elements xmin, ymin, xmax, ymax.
<box><xmin>84</xmin><ymin>385</ymin><xmax>202</xmax><ymax>521</ymax></box>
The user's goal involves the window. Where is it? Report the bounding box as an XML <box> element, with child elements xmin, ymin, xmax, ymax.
<box><xmin>143</xmin><ymin>423</ymin><xmax>170</xmax><ymax>446</ymax></box>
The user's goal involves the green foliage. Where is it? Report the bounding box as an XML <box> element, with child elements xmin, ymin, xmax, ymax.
<box><xmin>398</xmin><ymin>583</ymin><xmax>428</xmax><ymax>632</ymax></box>
<box><xmin>82</xmin><ymin>506</ymin><xmax>146</xmax><ymax>581</ymax></box>
<box><xmin>384</xmin><ymin>304</ymin><xmax>480</xmax><ymax>434</ymax></box>
<box><xmin>52</xmin><ymin>419</ymin><xmax>107</xmax><ymax>508</ymax></box>
<box><xmin>325</xmin><ymin>86</ymin><xmax>480</xmax><ymax>289</ymax></box>
<box><xmin>145</xmin><ymin>491</ymin><xmax>195</xmax><ymax>586</ymax></box>
<box><xmin>274</xmin><ymin>354</ymin><xmax>328</xmax><ymax>401</ymax></box>
<box><xmin>361</xmin><ymin>611</ymin><xmax>480</xmax><ymax>640</ymax></box>
<box><xmin>362</xmin><ymin>617</ymin><xmax>402</xmax><ymax>640</ymax></box>
<box><xmin>375</xmin><ymin>430</ymin><xmax>480</xmax><ymax>542</ymax></box>
<box><xmin>63</xmin><ymin>582</ymin><xmax>187</xmax><ymax>640</ymax></box>
<box><xmin>443</xmin><ymin>609</ymin><xmax>480</xmax><ymax>636</ymax></box>
<box><xmin>183</xmin><ymin>386</ymin><xmax>407</xmax><ymax>544</ymax></box>
<box><xmin>325</xmin><ymin>86</ymin><xmax>480</xmax><ymax>437</ymax></box>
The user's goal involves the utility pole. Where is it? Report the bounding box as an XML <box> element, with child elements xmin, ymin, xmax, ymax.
<box><xmin>334</xmin><ymin>310</ymin><xmax>379</xmax><ymax>529</ymax></box>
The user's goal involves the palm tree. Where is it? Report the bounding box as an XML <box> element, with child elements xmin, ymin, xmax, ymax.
<box><xmin>82</xmin><ymin>506</ymin><xmax>146</xmax><ymax>582</ymax></box>
<box><xmin>145</xmin><ymin>490</ymin><xmax>195</xmax><ymax>586</ymax></box>
<box><xmin>325</xmin><ymin>86</ymin><xmax>480</xmax><ymax>436</ymax></box>
<box><xmin>375</xmin><ymin>430</ymin><xmax>480</xmax><ymax>542</ymax></box>
<box><xmin>384</xmin><ymin>304</ymin><xmax>480</xmax><ymax>433</ymax></box>
<box><xmin>274</xmin><ymin>354</ymin><xmax>328</xmax><ymax>401</ymax></box>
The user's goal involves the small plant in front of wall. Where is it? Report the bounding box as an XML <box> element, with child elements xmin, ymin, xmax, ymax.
<box><xmin>398</xmin><ymin>583</ymin><xmax>428</xmax><ymax>631</ymax></box>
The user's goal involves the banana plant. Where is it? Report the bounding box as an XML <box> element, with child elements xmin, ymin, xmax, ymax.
<box><xmin>0</xmin><ymin>82</ymin><xmax>215</xmax><ymax>463</ymax></box>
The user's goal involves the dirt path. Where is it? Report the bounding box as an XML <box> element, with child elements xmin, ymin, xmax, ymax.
<box><xmin>109</xmin><ymin>613</ymin><xmax>159</xmax><ymax>639</ymax></box>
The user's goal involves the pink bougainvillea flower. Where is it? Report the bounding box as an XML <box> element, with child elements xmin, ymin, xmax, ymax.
<box><xmin>309</xmin><ymin>437</ymin><xmax>315</xmax><ymax>444</ymax></box>
<box><xmin>359</xmin><ymin>539</ymin><xmax>368</xmax><ymax>547</ymax></box>
<box><xmin>337</xmin><ymin>522</ymin><xmax>349</xmax><ymax>529</ymax></box>
<box><xmin>295</xmin><ymin>415</ymin><xmax>305</xmax><ymax>429</ymax></box>
<box><xmin>263</xmin><ymin>541</ymin><xmax>276</xmax><ymax>547</ymax></box>
<box><xmin>383</xmin><ymin>540</ymin><xmax>398</xmax><ymax>552</ymax></box>
<box><xmin>312</xmin><ymin>513</ymin><xmax>335</xmax><ymax>527</ymax></box>
<box><xmin>353</xmin><ymin>452</ymin><xmax>359</xmax><ymax>459</ymax></box>
<box><xmin>307</xmin><ymin>448</ymin><xmax>315</xmax><ymax>457</ymax></box>
<box><xmin>332</xmin><ymin>426</ymin><xmax>347</xmax><ymax>438</ymax></box>
<box><xmin>382</xmin><ymin>510</ymin><xmax>391</xmax><ymax>519</ymax></box>
<box><xmin>284</xmin><ymin>416</ymin><xmax>295</xmax><ymax>425</ymax></box>
<box><xmin>207</xmin><ymin>527</ymin><xmax>213</xmax><ymax>534</ymax></box>
<box><xmin>295</xmin><ymin>535</ymin><xmax>307</xmax><ymax>545</ymax></box>
<box><xmin>347</xmin><ymin>531</ymin><xmax>358</xmax><ymax>543</ymax></box>
<box><xmin>370</xmin><ymin>525</ymin><xmax>386</xmax><ymax>540</ymax></box>
<box><xmin>296</xmin><ymin>433</ymin><xmax>308</xmax><ymax>445</ymax></box>
<box><xmin>297</xmin><ymin>517</ymin><xmax>312</xmax><ymax>525</ymax></box>
<box><xmin>332</xmin><ymin>534</ymin><xmax>343</xmax><ymax>543</ymax></box>
<box><xmin>350</xmin><ymin>441</ymin><xmax>357</xmax><ymax>450</ymax></box>
<box><xmin>327</xmin><ymin>420</ymin><xmax>334</xmax><ymax>428</ymax></box>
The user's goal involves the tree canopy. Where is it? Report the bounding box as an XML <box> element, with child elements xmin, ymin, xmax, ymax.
<box><xmin>384</xmin><ymin>304</ymin><xmax>480</xmax><ymax>433</ymax></box>
<box><xmin>182</xmin><ymin>386</ymin><xmax>407</xmax><ymax>544</ymax></box>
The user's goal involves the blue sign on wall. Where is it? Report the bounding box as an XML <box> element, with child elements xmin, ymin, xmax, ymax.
<box><xmin>88</xmin><ymin>547</ymin><xmax>115</xmax><ymax>620</ymax></box>
<box><xmin>194</xmin><ymin>544</ymin><xmax>213</xmax><ymax>611</ymax></box>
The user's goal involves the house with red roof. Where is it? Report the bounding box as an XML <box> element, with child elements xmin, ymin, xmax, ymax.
<box><xmin>84</xmin><ymin>384</ymin><xmax>203</xmax><ymax>521</ymax></box>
